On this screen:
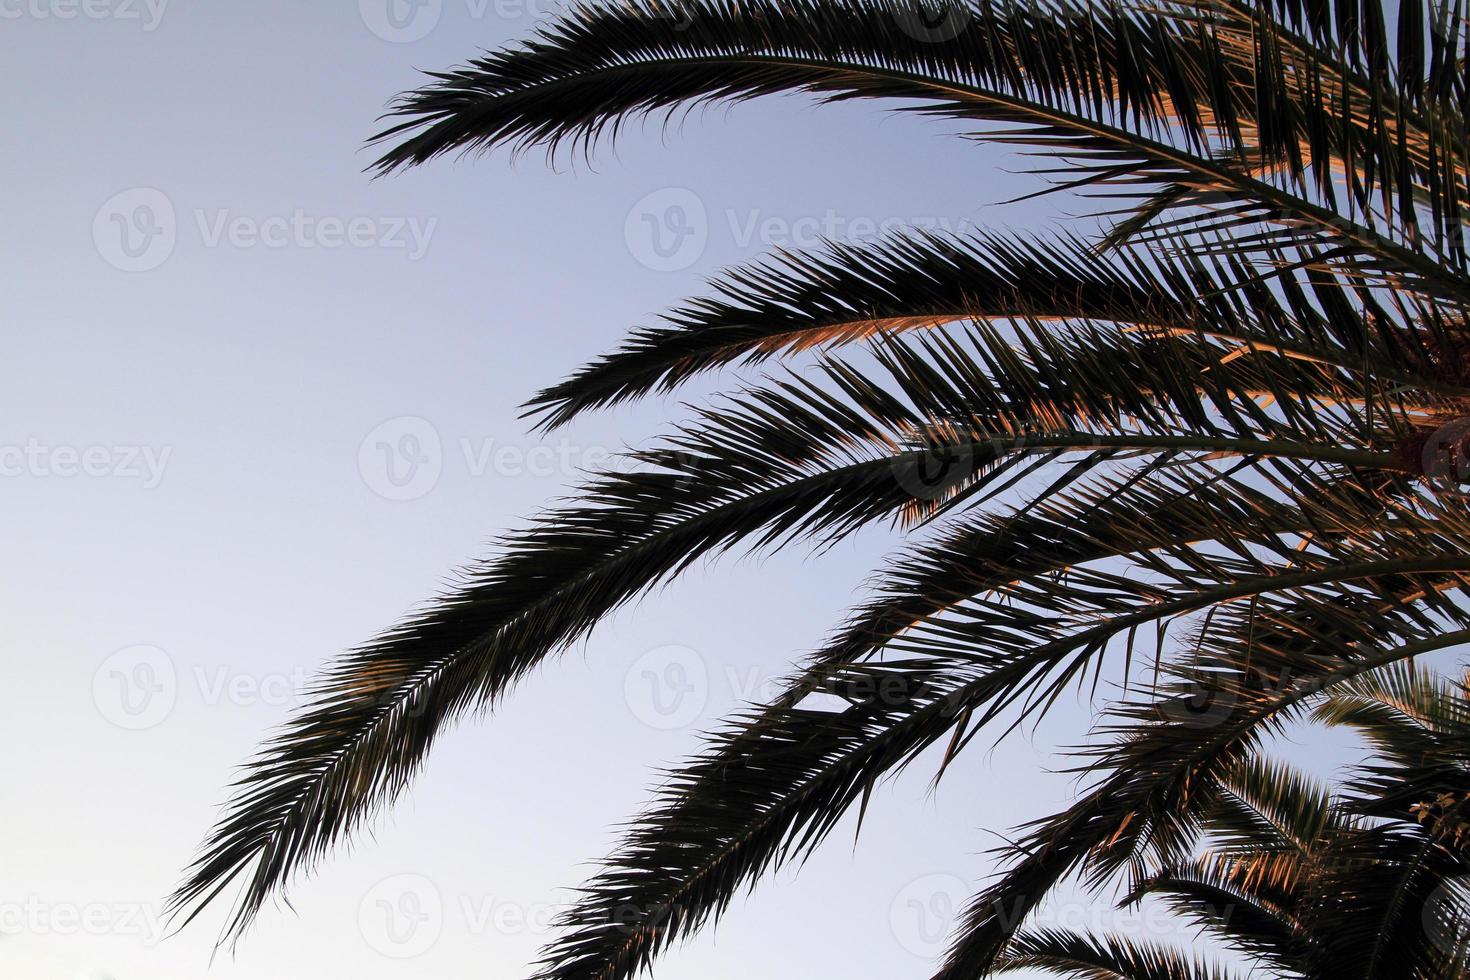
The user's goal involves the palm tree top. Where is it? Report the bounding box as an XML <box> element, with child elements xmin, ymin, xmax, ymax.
<box><xmin>172</xmin><ymin>2</ymin><xmax>1470</xmax><ymax>978</ymax></box>
<box><xmin>995</xmin><ymin>665</ymin><xmax>1470</xmax><ymax>978</ymax></box>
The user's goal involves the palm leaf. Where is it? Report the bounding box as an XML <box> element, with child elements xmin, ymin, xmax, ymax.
<box><xmin>991</xmin><ymin>927</ymin><xmax>1246</xmax><ymax>980</ymax></box>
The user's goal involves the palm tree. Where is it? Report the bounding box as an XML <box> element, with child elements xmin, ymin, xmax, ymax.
<box><xmin>171</xmin><ymin>0</ymin><xmax>1470</xmax><ymax>977</ymax></box>
<box><xmin>992</xmin><ymin>663</ymin><xmax>1470</xmax><ymax>978</ymax></box>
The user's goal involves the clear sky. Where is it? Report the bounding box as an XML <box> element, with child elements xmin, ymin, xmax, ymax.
<box><xmin>2</xmin><ymin>3</ymin><xmax>1363</xmax><ymax>978</ymax></box>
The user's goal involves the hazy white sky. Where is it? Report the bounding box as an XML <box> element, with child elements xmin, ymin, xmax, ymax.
<box><xmin>2</xmin><ymin>3</ymin><xmax>1363</xmax><ymax>978</ymax></box>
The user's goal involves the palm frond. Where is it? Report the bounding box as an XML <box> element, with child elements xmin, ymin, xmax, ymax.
<box><xmin>1313</xmin><ymin>660</ymin><xmax>1470</xmax><ymax>764</ymax></box>
<box><xmin>932</xmin><ymin>599</ymin><xmax>1470</xmax><ymax>977</ymax></box>
<box><xmin>174</xmin><ymin>283</ymin><xmax>1422</xmax><ymax>941</ymax></box>
<box><xmin>525</xmin><ymin>231</ymin><xmax>1453</xmax><ymax>429</ymax></box>
<box><xmin>1301</xmin><ymin>822</ymin><xmax>1467</xmax><ymax>978</ymax></box>
<box><xmin>1203</xmin><ymin>756</ymin><xmax>1344</xmax><ymax>859</ymax></box>
<box><xmin>370</xmin><ymin>0</ymin><xmax>1470</xmax><ymax>297</ymax></box>
<box><xmin>1129</xmin><ymin>857</ymin><xmax>1311</xmax><ymax>970</ymax></box>
<box><xmin>991</xmin><ymin>927</ymin><xmax>1246</xmax><ymax>980</ymax></box>
<box><xmin>515</xmin><ymin>469</ymin><xmax>1328</xmax><ymax>978</ymax></box>
<box><xmin>528</xmin><ymin>471</ymin><xmax>1470</xmax><ymax>980</ymax></box>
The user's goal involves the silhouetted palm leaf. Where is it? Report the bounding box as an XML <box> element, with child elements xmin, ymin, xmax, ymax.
<box><xmin>992</xmin><ymin>928</ymin><xmax>1245</xmax><ymax>979</ymax></box>
<box><xmin>989</xmin><ymin>671</ymin><xmax>1470</xmax><ymax>978</ymax></box>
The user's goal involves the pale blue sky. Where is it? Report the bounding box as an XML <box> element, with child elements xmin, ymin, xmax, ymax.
<box><xmin>2</xmin><ymin>3</ymin><xmax>1365</xmax><ymax>978</ymax></box>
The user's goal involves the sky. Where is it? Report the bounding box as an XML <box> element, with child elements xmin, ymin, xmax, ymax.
<box><xmin>2</xmin><ymin>3</ymin><xmax>1369</xmax><ymax>978</ymax></box>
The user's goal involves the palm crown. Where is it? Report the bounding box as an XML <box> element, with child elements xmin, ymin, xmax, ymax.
<box><xmin>997</xmin><ymin>664</ymin><xmax>1470</xmax><ymax>978</ymax></box>
<box><xmin>172</xmin><ymin>0</ymin><xmax>1470</xmax><ymax>977</ymax></box>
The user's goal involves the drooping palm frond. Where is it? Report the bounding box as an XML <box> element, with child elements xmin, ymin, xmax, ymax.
<box><xmin>172</xmin><ymin>281</ymin><xmax>1422</xmax><ymax>940</ymax></box>
<box><xmin>934</xmin><ymin>579</ymin><xmax>1470</xmax><ymax>977</ymax></box>
<box><xmin>1313</xmin><ymin>661</ymin><xmax>1470</xmax><ymax>763</ymax></box>
<box><xmin>1129</xmin><ymin>856</ymin><xmax>1311</xmax><ymax>971</ymax></box>
<box><xmin>984</xmin><ymin>665</ymin><xmax>1470</xmax><ymax>980</ymax></box>
<box><xmin>519</xmin><ymin>468</ymin><xmax>1328</xmax><ymax>977</ymax></box>
<box><xmin>454</xmin><ymin>0</ymin><xmax>1470</xmax><ymax>429</ymax></box>
<box><xmin>523</xmin><ymin>465</ymin><xmax>1470</xmax><ymax>979</ymax></box>
<box><xmin>526</xmin><ymin>233</ymin><xmax>1183</xmax><ymax>428</ymax></box>
<box><xmin>1202</xmin><ymin>756</ymin><xmax>1345</xmax><ymax>862</ymax></box>
<box><xmin>990</xmin><ymin>927</ymin><xmax>1246</xmax><ymax>980</ymax></box>
<box><xmin>176</xmin><ymin>348</ymin><xmax>1119</xmax><ymax>937</ymax></box>
<box><xmin>521</xmin><ymin>232</ymin><xmax>1459</xmax><ymax>430</ymax></box>
<box><xmin>369</xmin><ymin>0</ymin><xmax>1469</xmax><ymax>290</ymax></box>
